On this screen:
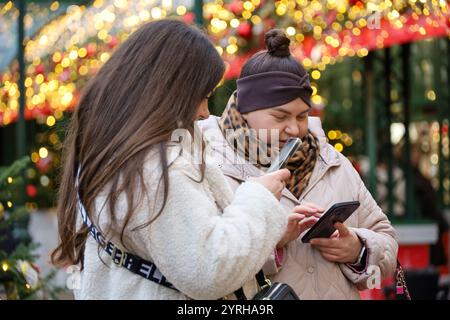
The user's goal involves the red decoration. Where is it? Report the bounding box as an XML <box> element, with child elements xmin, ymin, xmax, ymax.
<box><xmin>86</xmin><ymin>44</ymin><xmax>96</xmax><ymax>58</ymax></box>
<box><xmin>35</xmin><ymin>156</ymin><xmax>52</xmax><ymax>173</ymax></box>
<box><xmin>182</xmin><ymin>12</ymin><xmax>195</xmax><ymax>24</ymax></box>
<box><xmin>354</xmin><ymin>1</ymin><xmax>364</xmax><ymax>9</ymax></box>
<box><xmin>35</xmin><ymin>64</ymin><xmax>45</xmax><ymax>75</ymax></box>
<box><xmin>237</xmin><ymin>21</ymin><xmax>252</xmax><ymax>39</ymax></box>
<box><xmin>26</xmin><ymin>184</ymin><xmax>37</xmax><ymax>198</ymax></box>
<box><xmin>108</xmin><ymin>36</ymin><xmax>118</xmax><ymax>49</ymax></box>
<box><xmin>228</xmin><ymin>0</ymin><xmax>243</xmax><ymax>15</ymax></box>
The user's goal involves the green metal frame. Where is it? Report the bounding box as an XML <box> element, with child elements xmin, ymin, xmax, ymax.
<box><xmin>194</xmin><ymin>0</ymin><xmax>204</xmax><ymax>27</ymax></box>
<box><xmin>363</xmin><ymin>38</ymin><xmax>450</xmax><ymax>221</ymax></box>
<box><xmin>444</xmin><ymin>39</ymin><xmax>450</xmax><ymax>210</ymax></box>
<box><xmin>16</xmin><ymin>0</ymin><xmax>26</xmax><ymax>160</ymax></box>
<box><xmin>383</xmin><ymin>47</ymin><xmax>395</xmax><ymax>215</ymax></box>
<box><xmin>363</xmin><ymin>52</ymin><xmax>378</xmax><ymax>198</ymax></box>
<box><xmin>401</xmin><ymin>43</ymin><xmax>416</xmax><ymax>219</ymax></box>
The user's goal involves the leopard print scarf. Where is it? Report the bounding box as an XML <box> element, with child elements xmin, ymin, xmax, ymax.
<box><xmin>219</xmin><ymin>93</ymin><xmax>320</xmax><ymax>198</ymax></box>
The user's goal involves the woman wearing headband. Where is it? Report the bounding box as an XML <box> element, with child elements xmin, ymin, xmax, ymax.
<box><xmin>199</xmin><ymin>29</ymin><xmax>398</xmax><ymax>299</ymax></box>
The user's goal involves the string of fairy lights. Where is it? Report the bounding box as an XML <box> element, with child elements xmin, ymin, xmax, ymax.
<box><xmin>1</xmin><ymin>0</ymin><xmax>448</xmax><ymax>127</ymax></box>
<box><xmin>206</xmin><ymin>0</ymin><xmax>449</xmax><ymax>106</ymax></box>
<box><xmin>0</xmin><ymin>0</ymin><xmax>193</xmax><ymax>127</ymax></box>
<box><xmin>0</xmin><ymin>0</ymin><xmax>448</xmax><ymax>195</ymax></box>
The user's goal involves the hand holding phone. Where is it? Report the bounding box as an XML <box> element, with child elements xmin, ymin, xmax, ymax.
<box><xmin>267</xmin><ymin>137</ymin><xmax>302</xmax><ymax>173</ymax></box>
<box><xmin>301</xmin><ymin>201</ymin><xmax>360</xmax><ymax>243</ymax></box>
<box><xmin>250</xmin><ymin>169</ymin><xmax>291</xmax><ymax>199</ymax></box>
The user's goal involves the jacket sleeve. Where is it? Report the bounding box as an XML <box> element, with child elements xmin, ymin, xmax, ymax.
<box><xmin>220</xmin><ymin>174</ymin><xmax>284</xmax><ymax>277</ymax></box>
<box><xmin>144</xmin><ymin>163</ymin><xmax>288</xmax><ymax>299</ymax></box>
<box><xmin>261</xmin><ymin>248</ymin><xmax>285</xmax><ymax>276</ymax></box>
<box><xmin>339</xmin><ymin>164</ymin><xmax>399</xmax><ymax>290</ymax></box>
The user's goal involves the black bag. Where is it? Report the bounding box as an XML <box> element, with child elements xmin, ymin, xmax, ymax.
<box><xmin>251</xmin><ymin>270</ymin><xmax>300</xmax><ymax>300</ymax></box>
<box><xmin>252</xmin><ymin>281</ymin><xmax>300</xmax><ymax>300</ymax></box>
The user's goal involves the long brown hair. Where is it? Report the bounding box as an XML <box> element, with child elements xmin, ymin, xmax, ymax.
<box><xmin>51</xmin><ymin>19</ymin><xmax>224</xmax><ymax>268</ymax></box>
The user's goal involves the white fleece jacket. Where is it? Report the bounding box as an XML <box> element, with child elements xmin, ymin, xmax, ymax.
<box><xmin>73</xmin><ymin>141</ymin><xmax>288</xmax><ymax>300</ymax></box>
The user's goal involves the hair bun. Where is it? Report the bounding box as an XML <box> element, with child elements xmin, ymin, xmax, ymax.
<box><xmin>264</xmin><ymin>29</ymin><xmax>291</xmax><ymax>58</ymax></box>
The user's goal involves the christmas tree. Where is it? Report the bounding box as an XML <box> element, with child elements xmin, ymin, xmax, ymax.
<box><xmin>0</xmin><ymin>157</ymin><xmax>62</xmax><ymax>299</ymax></box>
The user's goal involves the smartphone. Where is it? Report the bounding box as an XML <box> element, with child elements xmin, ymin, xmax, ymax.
<box><xmin>301</xmin><ymin>201</ymin><xmax>360</xmax><ymax>243</ymax></box>
<box><xmin>266</xmin><ymin>137</ymin><xmax>302</xmax><ymax>173</ymax></box>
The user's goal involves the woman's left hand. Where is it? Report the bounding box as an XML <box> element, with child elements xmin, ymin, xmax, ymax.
<box><xmin>310</xmin><ymin>222</ymin><xmax>362</xmax><ymax>264</ymax></box>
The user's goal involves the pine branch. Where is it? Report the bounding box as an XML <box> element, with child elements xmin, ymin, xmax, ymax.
<box><xmin>0</xmin><ymin>156</ymin><xmax>30</xmax><ymax>188</ymax></box>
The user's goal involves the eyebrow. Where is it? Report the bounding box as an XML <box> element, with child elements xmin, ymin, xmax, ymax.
<box><xmin>271</xmin><ymin>108</ymin><xmax>309</xmax><ymax>116</ymax></box>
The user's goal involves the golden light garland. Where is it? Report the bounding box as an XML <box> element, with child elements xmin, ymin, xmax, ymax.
<box><xmin>0</xmin><ymin>0</ymin><xmax>189</xmax><ymax>126</ymax></box>
<box><xmin>205</xmin><ymin>0</ymin><xmax>449</xmax><ymax>69</ymax></box>
<box><xmin>0</xmin><ymin>0</ymin><xmax>449</xmax><ymax>127</ymax></box>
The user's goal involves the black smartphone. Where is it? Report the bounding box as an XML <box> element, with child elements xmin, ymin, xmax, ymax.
<box><xmin>266</xmin><ymin>137</ymin><xmax>302</xmax><ymax>173</ymax></box>
<box><xmin>301</xmin><ymin>201</ymin><xmax>360</xmax><ymax>243</ymax></box>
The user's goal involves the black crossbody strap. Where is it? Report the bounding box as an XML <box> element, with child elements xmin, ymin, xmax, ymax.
<box><xmin>232</xmin><ymin>269</ymin><xmax>268</xmax><ymax>300</ymax></box>
<box><xmin>233</xmin><ymin>288</ymin><xmax>247</xmax><ymax>300</ymax></box>
<box><xmin>76</xmin><ymin>172</ymin><xmax>177</xmax><ymax>291</ymax></box>
<box><xmin>255</xmin><ymin>270</ymin><xmax>268</xmax><ymax>288</ymax></box>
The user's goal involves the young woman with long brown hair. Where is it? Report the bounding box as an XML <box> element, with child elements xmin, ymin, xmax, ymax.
<box><xmin>51</xmin><ymin>20</ymin><xmax>292</xmax><ymax>300</ymax></box>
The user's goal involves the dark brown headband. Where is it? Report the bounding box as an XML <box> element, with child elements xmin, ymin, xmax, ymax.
<box><xmin>236</xmin><ymin>71</ymin><xmax>313</xmax><ymax>113</ymax></box>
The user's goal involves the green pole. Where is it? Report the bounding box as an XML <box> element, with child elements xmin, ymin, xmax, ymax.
<box><xmin>15</xmin><ymin>0</ymin><xmax>28</xmax><ymax>234</ymax></box>
<box><xmin>364</xmin><ymin>52</ymin><xmax>377</xmax><ymax>197</ymax></box>
<box><xmin>402</xmin><ymin>43</ymin><xmax>415</xmax><ymax>219</ymax></box>
<box><xmin>447</xmin><ymin>39</ymin><xmax>450</xmax><ymax>209</ymax></box>
<box><xmin>384</xmin><ymin>47</ymin><xmax>394</xmax><ymax>215</ymax></box>
<box><xmin>435</xmin><ymin>39</ymin><xmax>445</xmax><ymax>210</ymax></box>
<box><xmin>194</xmin><ymin>0</ymin><xmax>204</xmax><ymax>27</ymax></box>
<box><xmin>16</xmin><ymin>0</ymin><xmax>26</xmax><ymax>160</ymax></box>
<box><xmin>446</xmin><ymin>38</ymin><xmax>450</xmax><ymax>208</ymax></box>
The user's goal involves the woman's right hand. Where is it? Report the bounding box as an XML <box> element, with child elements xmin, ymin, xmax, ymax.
<box><xmin>250</xmin><ymin>169</ymin><xmax>291</xmax><ymax>200</ymax></box>
<box><xmin>277</xmin><ymin>202</ymin><xmax>325</xmax><ymax>248</ymax></box>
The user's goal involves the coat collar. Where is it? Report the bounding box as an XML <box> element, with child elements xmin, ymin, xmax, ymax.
<box><xmin>197</xmin><ymin>116</ymin><xmax>341</xmax><ymax>202</ymax></box>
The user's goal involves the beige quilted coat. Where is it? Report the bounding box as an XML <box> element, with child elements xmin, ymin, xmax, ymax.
<box><xmin>198</xmin><ymin>116</ymin><xmax>398</xmax><ymax>299</ymax></box>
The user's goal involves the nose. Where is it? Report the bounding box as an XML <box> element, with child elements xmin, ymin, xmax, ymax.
<box><xmin>284</xmin><ymin>119</ymin><xmax>300</xmax><ymax>137</ymax></box>
<box><xmin>196</xmin><ymin>100</ymin><xmax>210</xmax><ymax>121</ymax></box>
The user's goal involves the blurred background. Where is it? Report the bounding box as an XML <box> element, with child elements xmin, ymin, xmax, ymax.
<box><xmin>0</xmin><ymin>0</ymin><xmax>449</xmax><ymax>300</ymax></box>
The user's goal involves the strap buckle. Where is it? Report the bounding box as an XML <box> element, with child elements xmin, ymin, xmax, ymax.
<box><xmin>260</xmin><ymin>278</ymin><xmax>272</xmax><ymax>290</ymax></box>
<box><xmin>111</xmin><ymin>245</ymin><xmax>126</xmax><ymax>267</ymax></box>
